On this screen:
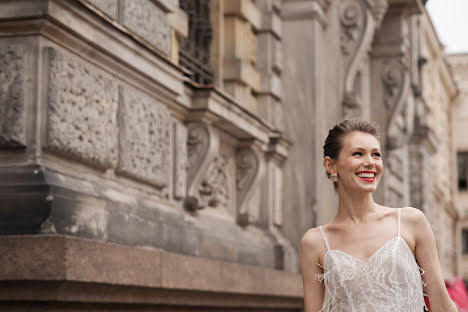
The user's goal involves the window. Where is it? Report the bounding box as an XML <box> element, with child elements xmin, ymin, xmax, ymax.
<box><xmin>463</xmin><ymin>229</ymin><xmax>468</xmax><ymax>254</ymax></box>
<box><xmin>179</xmin><ymin>0</ymin><xmax>214</xmax><ymax>85</ymax></box>
<box><xmin>458</xmin><ymin>152</ymin><xmax>468</xmax><ymax>191</ymax></box>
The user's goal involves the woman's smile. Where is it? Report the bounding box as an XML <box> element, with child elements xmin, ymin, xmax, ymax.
<box><xmin>356</xmin><ymin>171</ymin><xmax>376</xmax><ymax>183</ymax></box>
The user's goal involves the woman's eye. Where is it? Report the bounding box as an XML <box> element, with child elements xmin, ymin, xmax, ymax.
<box><xmin>353</xmin><ymin>152</ymin><xmax>362</xmax><ymax>156</ymax></box>
<box><xmin>373</xmin><ymin>153</ymin><xmax>381</xmax><ymax>157</ymax></box>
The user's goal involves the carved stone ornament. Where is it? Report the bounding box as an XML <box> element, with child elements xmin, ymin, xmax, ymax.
<box><xmin>197</xmin><ymin>155</ymin><xmax>229</xmax><ymax>209</ymax></box>
<box><xmin>339</xmin><ymin>0</ymin><xmax>365</xmax><ymax>56</ymax></box>
<box><xmin>236</xmin><ymin>146</ymin><xmax>264</xmax><ymax>226</ymax></box>
<box><xmin>0</xmin><ymin>45</ymin><xmax>26</xmax><ymax>148</ymax></box>
<box><xmin>185</xmin><ymin>122</ymin><xmax>219</xmax><ymax>211</ymax></box>
<box><xmin>339</xmin><ymin>0</ymin><xmax>384</xmax><ymax>119</ymax></box>
<box><xmin>368</xmin><ymin>0</ymin><xmax>388</xmax><ymax>29</ymax></box>
<box><xmin>381</xmin><ymin>59</ymin><xmax>410</xmax><ymax>150</ymax></box>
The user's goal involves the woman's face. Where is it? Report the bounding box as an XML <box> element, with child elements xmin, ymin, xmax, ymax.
<box><xmin>332</xmin><ymin>131</ymin><xmax>383</xmax><ymax>193</ymax></box>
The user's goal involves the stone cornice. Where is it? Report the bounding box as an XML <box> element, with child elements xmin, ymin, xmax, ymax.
<box><xmin>281</xmin><ymin>0</ymin><xmax>331</xmax><ymax>27</ymax></box>
<box><xmin>187</xmin><ymin>86</ymin><xmax>278</xmax><ymax>144</ymax></box>
<box><xmin>387</xmin><ymin>0</ymin><xmax>424</xmax><ymax>14</ymax></box>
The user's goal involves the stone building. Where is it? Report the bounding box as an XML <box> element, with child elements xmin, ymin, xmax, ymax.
<box><xmin>0</xmin><ymin>0</ymin><xmax>461</xmax><ymax>310</ymax></box>
<box><xmin>418</xmin><ymin>9</ymin><xmax>458</xmax><ymax>277</ymax></box>
<box><xmin>448</xmin><ymin>53</ymin><xmax>468</xmax><ymax>278</ymax></box>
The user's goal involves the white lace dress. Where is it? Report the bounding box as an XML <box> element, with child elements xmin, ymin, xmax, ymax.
<box><xmin>316</xmin><ymin>208</ymin><xmax>427</xmax><ymax>312</ymax></box>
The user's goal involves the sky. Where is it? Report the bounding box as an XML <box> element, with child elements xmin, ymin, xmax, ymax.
<box><xmin>426</xmin><ymin>0</ymin><xmax>468</xmax><ymax>54</ymax></box>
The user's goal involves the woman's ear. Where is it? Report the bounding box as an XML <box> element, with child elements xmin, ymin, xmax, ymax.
<box><xmin>323</xmin><ymin>156</ymin><xmax>335</xmax><ymax>174</ymax></box>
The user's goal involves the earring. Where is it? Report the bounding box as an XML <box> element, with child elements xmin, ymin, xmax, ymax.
<box><xmin>330</xmin><ymin>173</ymin><xmax>338</xmax><ymax>182</ymax></box>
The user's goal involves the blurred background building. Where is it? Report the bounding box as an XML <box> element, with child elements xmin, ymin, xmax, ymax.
<box><xmin>0</xmin><ymin>0</ymin><xmax>466</xmax><ymax>310</ymax></box>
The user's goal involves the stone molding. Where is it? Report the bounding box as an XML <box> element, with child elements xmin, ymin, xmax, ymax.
<box><xmin>173</xmin><ymin>120</ymin><xmax>188</xmax><ymax>200</ymax></box>
<box><xmin>189</xmin><ymin>87</ymin><xmax>273</xmax><ymax>143</ymax></box>
<box><xmin>281</xmin><ymin>0</ymin><xmax>331</xmax><ymax>27</ymax></box>
<box><xmin>0</xmin><ymin>235</ymin><xmax>303</xmax><ymax>309</ymax></box>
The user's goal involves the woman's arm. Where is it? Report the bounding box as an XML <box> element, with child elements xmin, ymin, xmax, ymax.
<box><xmin>300</xmin><ymin>228</ymin><xmax>326</xmax><ymax>312</ymax></box>
<box><xmin>406</xmin><ymin>207</ymin><xmax>458</xmax><ymax>312</ymax></box>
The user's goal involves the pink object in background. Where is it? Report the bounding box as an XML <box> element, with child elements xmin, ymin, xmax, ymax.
<box><xmin>445</xmin><ymin>278</ymin><xmax>468</xmax><ymax>312</ymax></box>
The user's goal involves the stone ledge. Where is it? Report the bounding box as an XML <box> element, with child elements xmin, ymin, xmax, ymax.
<box><xmin>0</xmin><ymin>235</ymin><xmax>303</xmax><ymax>307</ymax></box>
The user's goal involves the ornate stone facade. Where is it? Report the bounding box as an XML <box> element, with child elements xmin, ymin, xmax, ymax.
<box><xmin>0</xmin><ymin>0</ymin><xmax>462</xmax><ymax>310</ymax></box>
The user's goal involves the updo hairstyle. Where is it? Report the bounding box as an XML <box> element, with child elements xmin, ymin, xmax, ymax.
<box><xmin>323</xmin><ymin>118</ymin><xmax>381</xmax><ymax>188</ymax></box>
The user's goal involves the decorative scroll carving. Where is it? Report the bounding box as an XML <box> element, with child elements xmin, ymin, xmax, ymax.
<box><xmin>368</xmin><ymin>0</ymin><xmax>388</xmax><ymax>29</ymax></box>
<box><xmin>117</xmin><ymin>86</ymin><xmax>172</xmax><ymax>188</ymax></box>
<box><xmin>185</xmin><ymin>122</ymin><xmax>219</xmax><ymax>211</ymax></box>
<box><xmin>340</xmin><ymin>0</ymin><xmax>385</xmax><ymax>118</ymax></box>
<box><xmin>340</xmin><ymin>0</ymin><xmax>365</xmax><ymax>56</ymax></box>
<box><xmin>382</xmin><ymin>59</ymin><xmax>410</xmax><ymax>149</ymax></box>
<box><xmin>380</xmin><ymin>58</ymin><xmax>411</xmax><ymax>207</ymax></box>
<box><xmin>46</xmin><ymin>48</ymin><xmax>118</xmax><ymax>168</ymax></box>
<box><xmin>0</xmin><ymin>45</ymin><xmax>26</xmax><ymax>148</ymax></box>
<box><xmin>236</xmin><ymin>146</ymin><xmax>264</xmax><ymax>226</ymax></box>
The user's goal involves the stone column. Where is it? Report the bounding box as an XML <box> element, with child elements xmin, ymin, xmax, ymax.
<box><xmin>281</xmin><ymin>0</ymin><xmax>333</xmax><ymax>247</ymax></box>
<box><xmin>223</xmin><ymin>0</ymin><xmax>261</xmax><ymax>113</ymax></box>
<box><xmin>370</xmin><ymin>1</ymin><xmax>423</xmax><ymax>207</ymax></box>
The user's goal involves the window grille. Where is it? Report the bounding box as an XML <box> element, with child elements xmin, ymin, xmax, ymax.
<box><xmin>458</xmin><ymin>151</ymin><xmax>468</xmax><ymax>191</ymax></box>
<box><xmin>179</xmin><ymin>0</ymin><xmax>214</xmax><ymax>85</ymax></box>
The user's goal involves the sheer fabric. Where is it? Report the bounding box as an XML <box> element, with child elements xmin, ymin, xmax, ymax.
<box><xmin>316</xmin><ymin>208</ymin><xmax>427</xmax><ymax>312</ymax></box>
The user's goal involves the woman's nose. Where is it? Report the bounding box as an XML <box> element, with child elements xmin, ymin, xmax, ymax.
<box><xmin>363</xmin><ymin>155</ymin><xmax>375</xmax><ymax>166</ymax></box>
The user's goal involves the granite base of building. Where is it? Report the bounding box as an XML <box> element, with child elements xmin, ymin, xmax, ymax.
<box><xmin>0</xmin><ymin>235</ymin><xmax>303</xmax><ymax>311</ymax></box>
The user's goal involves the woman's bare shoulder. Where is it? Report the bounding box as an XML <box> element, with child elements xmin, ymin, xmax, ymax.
<box><xmin>400</xmin><ymin>206</ymin><xmax>426</xmax><ymax>223</ymax></box>
<box><xmin>301</xmin><ymin>227</ymin><xmax>326</xmax><ymax>254</ymax></box>
<box><xmin>378</xmin><ymin>205</ymin><xmax>426</xmax><ymax>222</ymax></box>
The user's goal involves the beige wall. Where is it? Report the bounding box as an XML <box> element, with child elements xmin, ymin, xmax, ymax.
<box><xmin>448</xmin><ymin>53</ymin><xmax>468</xmax><ymax>278</ymax></box>
<box><xmin>420</xmin><ymin>8</ymin><xmax>459</xmax><ymax>278</ymax></box>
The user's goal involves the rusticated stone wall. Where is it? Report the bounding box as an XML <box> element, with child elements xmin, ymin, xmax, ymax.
<box><xmin>0</xmin><ymin>45</ymin><xmax>26</xmax><ymax>148</ymax></box>
<box><xmin>46</xmin><ymin>48</ymin><xmax>119</xmax><ymax>168</ymax></box>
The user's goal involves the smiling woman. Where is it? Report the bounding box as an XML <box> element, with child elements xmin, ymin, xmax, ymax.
<box><xmin>300</xmin><ymin>119</ymin><xmax>458</xmax><ymax>312</ymax></box>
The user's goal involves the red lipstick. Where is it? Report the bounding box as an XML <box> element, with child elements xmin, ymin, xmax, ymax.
<box><xmin>356</xmin><ymin>171</ymin><xmax>376</xmax><ymax>183</ymax></box>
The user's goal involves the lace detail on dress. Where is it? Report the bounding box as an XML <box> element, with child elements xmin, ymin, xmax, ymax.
<box><xmin>315</xmin><ymin>209</ymin><xmax>427</xmax><ymax>312</ymax></box>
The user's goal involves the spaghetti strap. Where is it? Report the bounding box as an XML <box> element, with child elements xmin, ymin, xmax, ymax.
<box><xmin>398</xmin><ymin>208</ymin><xmax>401</xmax><ymax>237</ymax></box>
<box><xmin>319</xmin><ymin>226</ymin><xmax>331</xmax><ymax>250</ymax></box>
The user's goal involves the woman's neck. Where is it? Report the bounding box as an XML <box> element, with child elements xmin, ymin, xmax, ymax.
<box><xmin>334</xmin><ymin>190</ymin><xmax>377</xmax><ymax>224</ymax></box>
